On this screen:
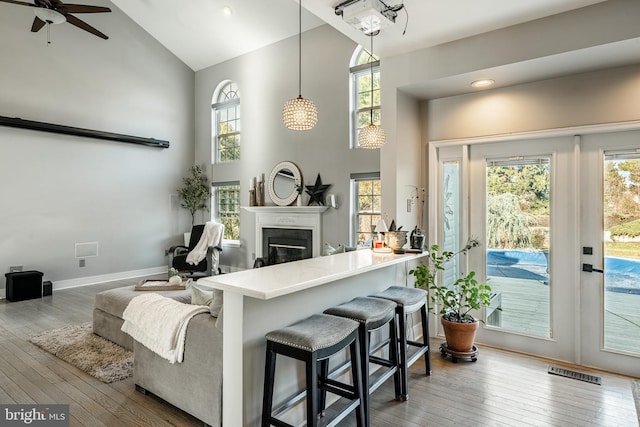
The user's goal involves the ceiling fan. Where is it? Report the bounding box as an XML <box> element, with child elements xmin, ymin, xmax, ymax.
<box><xmin>0</xmin><ymin>0</ymin><xmax>111</xmax><ymax>40</ymax></box>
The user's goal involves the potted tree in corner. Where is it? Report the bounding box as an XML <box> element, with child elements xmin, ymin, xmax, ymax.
<box><xmin>409</xmin><ymin>239</ymin><xmax>492</xmax><ymax>362</ymax></box>
<box><xmin>178</xmin><ymin>165</ymin><xmax>211</xmax><ymax>243</ymax></box>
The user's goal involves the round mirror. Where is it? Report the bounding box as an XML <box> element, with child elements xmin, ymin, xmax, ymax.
<box><xmin>268</xmin><ymin>161</ymin><xmax>302</xmax><ymax>206</ymax></box>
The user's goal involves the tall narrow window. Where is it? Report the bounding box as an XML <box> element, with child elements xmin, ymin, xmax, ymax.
<box><xmin>212</xmin><ymin>182</ymin><xmax>240</xmax><ymax>242</ymax></box>
<box><xmin>349</xmin><ymin>46</ymin><xmax>380</xmax><ymax>148</ymax></box>
<box><xmin>442</xmin><ymin>161</ymin><xmax>461</xmax><ymax>287</ymax></box>
<box><xmin>351</xmin><ymin>172</ymin><xmax>381</xmax><ymax>245</ymax></box>
<box><xmin>212</xmin><ymin>81</ymin><xmax>240</xmax><ymax>163</ymax></box>
<box><xmin>485</xmin><ymin>157</ymin><xmax>551</xmax><ymax>337</ymax></box>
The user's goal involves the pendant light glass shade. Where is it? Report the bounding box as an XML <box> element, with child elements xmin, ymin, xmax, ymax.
<box><xmin>359</xmin><ymin>122</ymin><xmax>386</xmax><ymax>149</ymax></box>
<box><xmin>282</xmin><ymin>0</ymin><xmax>317</xmax><ymax>130</ymax></box>
<box><xmin>282</xmin><ymin>95</ymin><xmax>318</xmax><ymax>130</ymax></box>
<box><xmin>360</xmin><ymin>31</ymin><xmax>385</xmax><ymax>149</ymax></box>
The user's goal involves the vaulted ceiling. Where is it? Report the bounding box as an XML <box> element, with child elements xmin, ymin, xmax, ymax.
<box><xmin>111</xmin><ymin>0</ymin><xmax>607</xmax><ymax>72</ymax></box>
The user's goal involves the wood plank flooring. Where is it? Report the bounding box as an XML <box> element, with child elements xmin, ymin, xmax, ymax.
<box><xmin>1</xmin><ymin>277</ymin><xmax>638</xmax><ymax>426</ymax></box>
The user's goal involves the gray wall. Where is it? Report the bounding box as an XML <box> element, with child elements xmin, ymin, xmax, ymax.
<box><xmin>427</xmin><ymin>64</ymin><xmax>640</xmax><ymax>141</ymax></box>
<box><xmin>195</xmin><ymin>24</ymin><xmax>379</xmax><ymax>269</ymax></box>
<box><xmin>380</xmin><ymin>0</ymin><xmax>640</xmax><ymax>227</ymax></box>
<box><xmin>0</xmin><ymin>2</ymin><xmax>195</xmax><ymax>290</ymax></box>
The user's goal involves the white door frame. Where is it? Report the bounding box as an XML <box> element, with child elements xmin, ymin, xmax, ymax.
<box><xmin>428</xmin><ymin>120</ymin><xmax>640</xmax><ymax>372</ymax></box>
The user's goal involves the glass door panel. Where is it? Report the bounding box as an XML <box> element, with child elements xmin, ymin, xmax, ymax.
<box><xmin>485</xmin><ymin>158</ymin><xmax>551</xmax><ymax>337</ymax></box>
<box><xmin>603</xmin><ymin>154</ymin><xmax>640</xmax><ymax>355</ymax></box>
<box><xmin>442</xmin><ymin>161</ymin><xmax>460</xmax><ymax>286</ymax></box>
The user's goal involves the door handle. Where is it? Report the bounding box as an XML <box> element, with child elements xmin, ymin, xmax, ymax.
<box><xmin>582</xmin><ymin>263</ymin><xmax>604</xmax><ymax>273</ymax></box>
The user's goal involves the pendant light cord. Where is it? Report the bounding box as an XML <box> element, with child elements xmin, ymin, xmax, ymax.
<box><xmin>369</xmin><ymin>32</ymin><xmax>374</xmax><ymax>124</ymax></box>
<box><xmin>298</xmin><ymin>0</ymin><xmax>302</xmax><ymax>97</ymax></box>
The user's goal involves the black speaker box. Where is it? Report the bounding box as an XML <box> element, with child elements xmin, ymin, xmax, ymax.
<box><xmin>5</xmin><ymin>270</ymin><xmax>43</xmax><ymax>302</ymax></box>
<box><xmin>43</xmin><ymin>280</ymin><xmax>53</xmax><ymax>297</ymax></box>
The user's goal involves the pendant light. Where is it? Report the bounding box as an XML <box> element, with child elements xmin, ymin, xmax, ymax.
<box><xmin>358</xmin><ymin>31</ymin><xmax>385</xmax><ymax>149</ymax></box>
<box><xmin>282</xmin><ymin>0</ymin><xmax>317</xmax><ymax>131</ymax></box>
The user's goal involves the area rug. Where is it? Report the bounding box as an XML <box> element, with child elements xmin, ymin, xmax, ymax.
<box><xmin>29</xmin><ymin>323</ymin><xmax>133</xmax><ymax>383</ymax></box>
<box><xmin>633</xmin><ymin>380</ymin><xmax>640</xmax><ymax>425</ymax></box>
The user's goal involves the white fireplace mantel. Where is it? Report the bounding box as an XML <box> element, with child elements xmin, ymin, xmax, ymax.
<box><xmin>243</xmin><ymin>206</ymin><xmax>329</xmax><ymax>258</ymax></box>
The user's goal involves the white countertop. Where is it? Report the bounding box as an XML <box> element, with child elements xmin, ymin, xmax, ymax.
<box><xmin>198</xmin><ymin>249</ymin><xmax>426</xmax><ymax>300</ymax></box>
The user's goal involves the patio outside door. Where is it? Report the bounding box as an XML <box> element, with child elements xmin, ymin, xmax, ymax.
<box><xmin>580</xmin><ymin>132</ymin><xmax>640</xmax><ymax>377</ymax></box>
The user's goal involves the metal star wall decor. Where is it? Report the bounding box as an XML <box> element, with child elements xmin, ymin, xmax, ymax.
<box><xmin>305</xmin><ymin>174</ymin><xmax>331</xmax><ymax>206</ymax></box>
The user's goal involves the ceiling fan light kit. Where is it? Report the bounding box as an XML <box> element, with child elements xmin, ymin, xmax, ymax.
<box><xmin>34</xmin><ymin>8</ymin><xmax>65</xmax><ymax>24</ymax></box>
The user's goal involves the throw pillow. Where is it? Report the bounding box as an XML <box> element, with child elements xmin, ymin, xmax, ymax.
<box><xmin>191</xmin><ymin>285</ymin><xmax>214</xmax><ymax>306</ymax></box>
<box><xmin>210</xmin><ymin>289</ymin><xmax>223</xmax><ymax>318</ymax></box>
<box><xmin>190</xmin><ymin>285</ymin><xmax>223</xmax><ymax>318</ymax></box>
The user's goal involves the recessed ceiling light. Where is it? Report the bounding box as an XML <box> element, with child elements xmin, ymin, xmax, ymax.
<box><xmin>222</xmin><ymin>5</ymin><xmax>233</xmax><ymax>16</ymax></box>
<box><xmin>471</xmin><ymin>79</ymin><xmax>495</xmax><ymax>88</ymax></box>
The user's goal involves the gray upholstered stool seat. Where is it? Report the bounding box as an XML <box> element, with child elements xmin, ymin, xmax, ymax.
<box><xmin>324</xmin><ymin>297</ymin><xmax>401</xmax><ymax>425</ymax></box>
<box><xmin>262</xmin><ymin>314</ymin><xmax>365</xmax><ymax>427</ymax></box>
<box><xmin>371</xmin><ymin>285</ymin><xmax>431</xmax><ymax>400</ymax></box>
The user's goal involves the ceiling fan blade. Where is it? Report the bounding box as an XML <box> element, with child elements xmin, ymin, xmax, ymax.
<box><xmin>0</xmin><ymin>0</ymin><xmax>36</xmax><ymax>6</ymax></box>
<box><xmin>31</xmin><ymin>16</ymin><xmax>46</xmax><ymax>32</ymax></box>
<box><xmin>65</xmin><ymin>14</ymin><xmax>107</xmax><ymax>39</ymax></box>
<box><xmin>62</xmin><ymin>4</ymin><xmax>111</xmax><ymax>14</ymax></box>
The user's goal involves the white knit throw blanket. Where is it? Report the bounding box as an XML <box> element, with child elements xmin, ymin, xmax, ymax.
<box><xmin>186</xmin><ymin>221</ymin><xmax>224</xmax><ymax>265</ymax></box>
<box><xmin>121</xmin><ymin>293</ymin><xmax>209</xmax><ymax>364</ymax></box>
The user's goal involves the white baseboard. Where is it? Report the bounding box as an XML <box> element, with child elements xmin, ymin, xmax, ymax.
<box><xmin>53</xmin><ymin>266</ymin><xmax>168</xmax><ymax>290</ymax></box>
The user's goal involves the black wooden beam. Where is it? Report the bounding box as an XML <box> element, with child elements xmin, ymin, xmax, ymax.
<box><xmin>0</xmin><ymin>115</ymin><xmax>170</xmax><ymax>149</ymax></box>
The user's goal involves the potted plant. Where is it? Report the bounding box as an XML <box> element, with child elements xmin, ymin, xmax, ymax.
<box><xmin>178</xmin><ymin>165</ymin><xmax>211</xmax><ymax>226</ymax></box>
<box><xmin>384</xmin><ymin>219</ymin><xmax>407</xmax><ymax>252</ymax></box>
<box><xmin>409</xmin><ymin>238</ymin><xmax>492</xmax><ymax>355</ymax></box>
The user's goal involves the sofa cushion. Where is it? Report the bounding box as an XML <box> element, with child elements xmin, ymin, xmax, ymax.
<box><xmin>95</xmin><ymin>285</ymin><xmax>191</xmax><ymax>318</ymax></box>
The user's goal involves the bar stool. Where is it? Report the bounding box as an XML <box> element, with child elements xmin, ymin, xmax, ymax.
<box><xmin>371</xmin><ymin>285</ymin><xmax>431</xmax><ymax>400</ymax></box>
<box><xmin>324</xmin><ymin>297</ymin><xmax>401</xmax><ymax>425</ymax></box>
<box><xmin>262</xmin><ymin>314</ymin><xmax>365</xmax><ymax>427</ymax></box>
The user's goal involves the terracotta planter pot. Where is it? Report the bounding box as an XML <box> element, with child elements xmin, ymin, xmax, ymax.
<box><xmin>441</xmin><ymin>317</ymin><xmax>479</xmax><ymax>352</ymax></box>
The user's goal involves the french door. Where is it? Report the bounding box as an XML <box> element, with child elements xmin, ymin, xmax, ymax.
<box><xmin>434</xmin><ymin>132</ymin><xmax>640</xmax><ymax>376</ymax></box>
<box><xmin>580</xmin><ymin>131</ymin><xmax>640</xmax><ymax>376</ymax></box>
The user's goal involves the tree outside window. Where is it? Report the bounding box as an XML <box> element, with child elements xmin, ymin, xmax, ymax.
<box><xmin>212</xmin><ymin>81</ymin><xmax>240</xmax><ymax>163</ymax></box>
<box><xmin>353</xmin><ymin>175</ymin><xmax>381</xmax><ymax>245</ymax></box>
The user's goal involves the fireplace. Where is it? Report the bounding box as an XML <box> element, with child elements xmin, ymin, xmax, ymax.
<box><xmin>243</xmin><ymin>206</ymin><xmax>328</xmax><ymax>265</ymax></box>
<box><xmin>263</xmin><ymin>228</ymin><xmax>312</xmax><ymax>265</ymax></box>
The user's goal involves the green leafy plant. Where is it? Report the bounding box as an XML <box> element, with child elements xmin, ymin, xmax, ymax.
<box><xmin>178</xmin><ymin>165</ymin><xmax>211</xmax><ymax>225</ymax></box>
<box><xmin>409</xmin><ymin>239</ymin><xmax>492</xmax><ymax>323</ymax></box>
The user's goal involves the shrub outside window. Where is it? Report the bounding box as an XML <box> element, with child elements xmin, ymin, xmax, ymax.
<box><xmin>212</xmin><ymin>183</ymin><xmax>240</xmax><ymax>242</ymax></box>
<box><xmin>352</xmin><ymin>173</ymin><xmax>381</xmax><ymax>245</ymax></box>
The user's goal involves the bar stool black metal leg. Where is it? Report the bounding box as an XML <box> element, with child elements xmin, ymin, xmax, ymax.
<box><xmin>389</xmin><ymin>317</ymin><xmax>402</xmax><ymax>398</ymax></box>
<box><xmin>262</xmin><ymin>342</ymin><xmax>276</xmax><ymax>427</ymax></box>
<box><xmin>349</xmin><ymin>335</ymin><xmax>365</xmax><ymax>427</ymax></box>
<box><xmin>396</xmin><ymin>306</ymin><xmax>409</xmax><ymax>400</ymax></box>
<box><xmin>306</xmin><ymin>352</ymin><xmax>319</xmax><ymax>427</ymax></box>
<box><xmin>421</xmin><ymin>305</ymin><xmax>432</xmax><ymax>375</ymax></box>
<box><xmin>318</xmin><ymin>358</ymin><xmax>329</xmax><ymax>417</ymax></box>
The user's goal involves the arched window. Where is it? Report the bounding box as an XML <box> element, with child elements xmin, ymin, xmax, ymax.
<box><xmin>349</xmin><ymin>46</ymin><xmax>380</xmax><ymax>148</ymax></box>
<box><xmin>212</xmin><ymin>81</ymin><xmax>240</xmax><ymax>162</ymax></box>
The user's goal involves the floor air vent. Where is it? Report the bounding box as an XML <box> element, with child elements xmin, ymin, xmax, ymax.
<box><xmin>548</xmin><ymin>366</ymin><xmax>601</xmax><ymax>385</ymax></box>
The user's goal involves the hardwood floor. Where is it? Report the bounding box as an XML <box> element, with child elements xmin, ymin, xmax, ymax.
<box><xmin>1</xmin><ymin>277</ymin><xmax>638</xmax><ymax>426</ymax></box>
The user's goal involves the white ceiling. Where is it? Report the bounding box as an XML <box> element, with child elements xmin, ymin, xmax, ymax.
<box><xmin>111</xmin><ymin>0</ymin><xmax>607</xmax><ymax>72</ymax></box>
<box><xmin>108</xmin><ymin>0</ymin><xmax>640</xmax><ymax>99</ymax></box>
